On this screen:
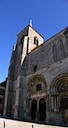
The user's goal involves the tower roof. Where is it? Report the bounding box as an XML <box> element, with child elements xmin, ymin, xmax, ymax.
<box><xmin>17</xmin><ymin>25</ymin><xmax>44</xmax><ymax>38</ymax></box>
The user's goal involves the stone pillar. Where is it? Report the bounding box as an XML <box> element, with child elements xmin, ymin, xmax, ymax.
<box><xmin>36</xmin><ymin>98</ymin><xmax>39</xmax><ymax>121</ymax></box>
<box><xmin>16</xmin><ymin>75</ymin><xmax>26</xmax><ymax>120</ymax></box>
<box><xmin>51</xmin><ymin>96</ymin><xmax>54</xmax><ymax>109</ymax></box>
<box><xmin>46</xmin><ymin>95</ymin><xmax>50</xmax><ymax>123</ymax></box>
<box><xmin>3</xmin><ymin>80</ymin><xmax>9</xmax><ymax>116</ymax></box>
<box><xmin>21</xmin><ymin>36</ymin><xmax>28</xmax><ymax>64</ymax></box>
<box><xmin>14</xmin><ymin>76</ymin><xmax>20</xmax><ymax>119</ymax></box>
<box><xmin>54</xmin><ymin>96</ymin><xmax>58</xmax><ymax>112</ymax></box>
<box><xmin>54</xmin><ymin>96</ymin><xmax>56</xmax><ymax>111</ymax></box>
<box><xmin>4</xmin><ymin>80</ymin><xmax>14</xmax><ymax>117</ymax></box>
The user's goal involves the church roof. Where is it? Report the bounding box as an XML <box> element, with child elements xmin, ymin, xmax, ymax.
<box><xmin>45</xmin><ymin>26</ymin><xmax>68</xmax><ymax>43</ymax></box>
<box><xmin>28</xmin><ymin>26</ymin><xmax>68</xmax><ymax>54</ymax></box>
<box><xmin>21</xmin><ymin>26</ymin><xmax>68</xmax><ymax>76</ymax></box>
<box><xmin>0</xmin><ymin>80</ymin><xmax>6</xmax><ymax>87</ymax></box>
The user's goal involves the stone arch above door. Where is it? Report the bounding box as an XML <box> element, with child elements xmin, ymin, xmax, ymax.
<box><xmin>50</xmin><ymin>73</ymin><xmax>68</xmax><ymax>124</ymax></box>
<box><xmin>50</xmin><ymin>73</ymin><xmax>68</xmax><ymax>94</ymax></box>
<box><xmin>27</xmin><ymin>74</ymin><xmax>47</xmax><ymax>97</ymax></box>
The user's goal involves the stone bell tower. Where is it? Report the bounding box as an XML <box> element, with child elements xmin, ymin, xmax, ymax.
<box><xmin>16</xmin><ymin>21</ymin><xmax>43</xmax><ymax>64</ymax></box>
<box><xmin>3</xmin><ymin>22</ymin><xmax>43</xmax><ymax>119</ymax></box>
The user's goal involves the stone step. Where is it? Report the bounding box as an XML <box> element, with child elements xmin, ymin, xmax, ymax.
<box><xmin>0</xmin><ymin>118</ymin><xmax>67</xmax><ymax>128</ymax></box>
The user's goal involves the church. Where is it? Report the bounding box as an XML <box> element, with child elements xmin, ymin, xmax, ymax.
<box><xmin>2</xmin><ymin>23</ymin><xmax>68</xmax><ymax>125</ymax></box>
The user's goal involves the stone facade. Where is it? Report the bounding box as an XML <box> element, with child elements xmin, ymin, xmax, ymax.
<box><xmin>0</xmin><ymin>79</ymin><xmax>6</xmax><ymax>116</ymax></box>
<box><xmin>3</xmin><ymin>25</ymin><xmax>68</xmax><ymax>126</ymax></box>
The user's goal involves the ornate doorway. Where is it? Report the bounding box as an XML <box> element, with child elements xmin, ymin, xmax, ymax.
<box><xmin>60</xmin><ymin>97</ymin><xmax>68</xmax><ymax>123</ymax></box>
<box><xmin>27</xmin><ymin>75</ymin><xmax>47</xmax><ymax>121</ymax></box>
<box><xmin>51</xmin><ymin>73</ymin><xmax>68</xmax><ymax>124</ymax></box>
<box><xmin>31</xmin><ymin>99</ymin><xmax>37</xmax><ymax>120</ymax></box>
<box><xmin>39</xmin><ymin>98</ymin><xmax>46</xmax><ymax>121</ymax></box>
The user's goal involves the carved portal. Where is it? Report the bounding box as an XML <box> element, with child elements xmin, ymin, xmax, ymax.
<box><xmin>27</xmin><ymin>74</ymin><xmax>47</xmax><ymax>97</ymax></box>
<box><xmin>26</xmin><ymin>74</ymin><xmax>47</xmax><ymax>121</ymax></box>
<box><xmin>51</xmin><ymin>73</ymin><xmax>68</xmax><ymax>124</ymax></box>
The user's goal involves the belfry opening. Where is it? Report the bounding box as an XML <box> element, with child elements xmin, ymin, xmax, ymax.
<box><xmin>51</xmin><ymin>73</ymin><xmax>68</xmax><ymax>124</ymax></box>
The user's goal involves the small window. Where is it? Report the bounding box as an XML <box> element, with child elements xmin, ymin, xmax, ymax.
<box><xmin>34</xmin><ymin>37</ymin><xmax>38</xmax><ymax>46</ymax></box>
<box><xmin>0</xmin><ymin>98</ymin><xmax>2</xmax><ymax>104</ymax></box>
<box><xmin>33</xmin><ymin>65</ymin><xmax>37</xmax><ymax>72</ymax></box>
<box><xmin>36</xmin><ymin>84</ymin><xmax>42</xmax><ymax>91</ymax></box>
<box><xmin>63</xmin><ymin>30</ymin><xmax>68</xmax><ymax>35</ymax></box>
<box><xmin>0</xmin><ymin>89</ymin><xmax>4</xmax><ymax>95</ymax></box>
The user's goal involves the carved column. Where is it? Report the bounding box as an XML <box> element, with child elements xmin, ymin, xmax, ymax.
<box><xmin>36</xmin><ymin>98</ymin><xmax>40</xmax><ymax>121</ymax></box>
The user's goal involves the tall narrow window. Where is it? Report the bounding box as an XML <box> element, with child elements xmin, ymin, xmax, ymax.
<box><xmin>0</xmin><ymin>98</ymin><xmax>2</xmax><ymax>104</ymax></box>
<box><xmin>33</xmin><ymin>65</ymin><xmax>37</xmax><ymax>72</ymax></box>
<box><xmin>36</xmin><ymin>84</ymin><xmax>42</xmax><ymax>91</ymax></box>
<box><xmin>34</xmin><ymin>37</ymin><xmax>38</xmax><ymax>46</ymax></box>
<box><xmin>0</xmin><ymin>89</ymin><xmax>4</xmax><ymax>95</ymax></box>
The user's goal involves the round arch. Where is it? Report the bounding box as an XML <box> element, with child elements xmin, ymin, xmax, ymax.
<box><xmin>26</xmin><ymin>74</ymin><xmax>47</xmax><ymax>121</ymax></box>
<box><xmin>27</xmin><ymin>74</ymin><xmax>47</xmax><ymax>96</ymax></box>
<box><xmin>27</xmin><ymin>74</ymin><xmax>46</xmax><ymax>84</ymax></box>
<box><xmin>50</xmin><ymin>73</ymin><xmax>68</xmax><ymax>124</ymax></box>
<box><xmin>50</xmin><ymin>73</ymin><xmax>68</xmax><ymax>94</ymax></box>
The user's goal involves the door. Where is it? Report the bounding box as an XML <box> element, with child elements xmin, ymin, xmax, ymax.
<box><xmin>60</xmin><ymin>97</ymin><xmax>68</xmax><ymax>123</ymax></box>
<box><xmin>31</xmin><ymin>99</ymin><xmax>37</xmax><ymax>120</ymax></box>
<box><xmin>39</xmin><ymin>98</ymin><xmax>46</xmax><ymax>121</ymax></box>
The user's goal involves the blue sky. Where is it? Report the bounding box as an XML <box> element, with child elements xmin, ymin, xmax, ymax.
<box><xmin>0</xmin><ymin>0</ymin><xmax>68</xmax><ymax>82</ymax></box>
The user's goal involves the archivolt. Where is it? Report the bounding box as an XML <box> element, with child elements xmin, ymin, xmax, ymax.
<box><xmin>27</xmin><ymin>74</ymin><xmax>46</xmax><ymax>85</ymax></box>
<box><xmin>50</xmin><ymin>73</ymin><xmax>68</xmax><ymax>94</ymax></box>
<box><xmin>27</xmin><ymin>74</ymin><xmax>47</xmax><ymax>93</ymax></box>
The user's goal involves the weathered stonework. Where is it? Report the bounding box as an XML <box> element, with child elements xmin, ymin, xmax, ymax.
<box><xmin>0</xmin><ymin>80</ymin><xmax>6</xmax><ymax>116</ymax></box>
<box><xmin>3</xmin><ymin>25</ymin><xmax>68</xmax><ymax>126</ymax></box>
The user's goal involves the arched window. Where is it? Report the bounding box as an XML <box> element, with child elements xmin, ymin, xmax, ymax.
<box><xmin>34</xmin><ymin>37</ymin><xmax>38</xmax><ymax>46</ymax></box>
<box><xmin>0</xmin><ymin>98</ymin><xmax>2</xmax><ymax>104</ymax></box>
<box><xmin>36</xmin><ymin>84</ymin><xmax>42</xmax><ymax>91</ymax></box>
<box><xmin>33</xmin><ymin>65</ymin><xmax>37</xmax><ymax>72</ymax></box>
<box><xmin>0</xmin><ymin>89</ymin><xmax>4</xmax><ymax>95</ymax></box>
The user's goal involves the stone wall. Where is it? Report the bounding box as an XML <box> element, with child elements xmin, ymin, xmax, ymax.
<box><xmin>20</xmin><ymin>27</ymin><xmax>68</xmax><ymax>124</ymax></box>
<box><xmin>4</xmin><ymin>26</ymin><xmax>68</xmax><ymax>125</ymax></box>
<box><xmin>21</xmin><ymin>27</ymin><xmax>68</xmax><ymax>76</ymax></box>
